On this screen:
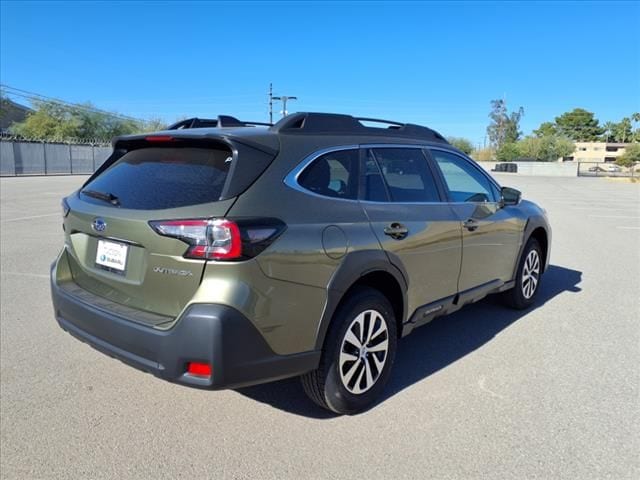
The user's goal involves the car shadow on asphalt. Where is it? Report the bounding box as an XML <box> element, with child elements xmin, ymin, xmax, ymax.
<box><xmin>235</xmin><ymin>265</ymin><xmax>582</xmax><ymax>419</ymax></box>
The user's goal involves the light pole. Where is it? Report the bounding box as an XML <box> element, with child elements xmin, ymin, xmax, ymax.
<box><xmin>272</xmin><ymin>95</ymin><xmax>297</xmax><ymax>118</ymax></box>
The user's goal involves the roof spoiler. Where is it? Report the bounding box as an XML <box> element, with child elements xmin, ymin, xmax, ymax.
<box><xmin>167</xmin><ymin>116</ymin><xmax>273</xmax><ymax>130</ymax></box>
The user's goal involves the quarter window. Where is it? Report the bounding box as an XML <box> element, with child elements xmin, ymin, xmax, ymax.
<box><xmin>298</xmin><ymin>149</ymin><xmax>359</xmax><ymax>199</ymax></box>
<box><xmin>430</xmin><ymin>150</ymin><xmax>497</xmax><ymax>203</ymax></box>
<box><xmin>365</xmin><ymin>148</ymin><xmax>440</xmax><ymax>202</ymax></box>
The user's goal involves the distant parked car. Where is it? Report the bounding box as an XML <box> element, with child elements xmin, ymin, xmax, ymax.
<box><xmin>605</xmin><ymin>164</ymin><xmax>622</xmax><ymax>172</ymax></box>
<box><xmin>588</xmin><ymin>166</ymin><xmax>605</xmax><ymax>172</ymax></box>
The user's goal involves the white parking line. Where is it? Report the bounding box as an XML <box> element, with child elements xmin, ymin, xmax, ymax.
<box><xmin>616</xmin><ymin>226</ymin><xmax>640</xmax><ymax>230</ymax></box>
<box><xmin>1</xmin><ymin>213</ymin><xmax>60</xmax><ymax>223</ymax></box>
<box><xmin>588</xmin><ymin>215</ymin><xmax>640</xmax><ymax>219</ymax></box>
<box><xmin>572</xmin><ymin>206</ymin><xmax>640</xmax><ymax>211</ymax></box>
<box><xmin>0</xmin><ymin>271</ymin><xmax>49</xmax><ymax>279</ymax></box>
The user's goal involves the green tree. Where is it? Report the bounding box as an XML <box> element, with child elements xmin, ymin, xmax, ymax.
<box><xmin>632</xmin><ymin>113</ymin><xmax>640</xmax><ymax>142</ymax></box>
<box><xmin>496</xmin><ymin>142</ymin><xmax>521</xmax><ymax>162</ymax></box>
<box><xmin>554</xmin><ymin>108</ymin><xmax>604</xmax><ymax>141</ymax></box>
<box><xmin>487</xmin><ymin>99</ymin><xmax>524</xmax><ymax>148</ymax></box>
<box><xmin>616</xmin><ymin>143</ymin><xmax>640</xmax><ymax>168</ymax></box>
<box><xmin>602</xmin><ymin>121</ymin><xmax>616</xmax><ymax>142</ymax></box>
<box><xmin>516</xmin><ymin>137</ymin><xmax>542</xmax><ymax>160</ymax></box>
<box><xmin>10</xmin><ymin>101</ymin><xmax>80</xmax><ymax>139</ymax></box>
<box><xmin>142</xmin><ymin>118</ymin><xmax>168</xmax><ymax>132</ymax></box>
<box><xmin>524</xmin><ymin>135</ymin><xmax>575</xmax><ymax>162</ymax></box>
<box><xmin>533</xmin><ymin>122</ymin><xmax>557</xmax><ymax>137</ymax></box>
<box><xmin>446</xmin><ymin>136</ymin><xmax>474</xmax><ymax>154</ymax></box>
<box><xmin>543</xmin><ymin>135</ymin><xmax>575</xmax><ymax>161</ymax></box>
<box><xmin>0</xmin><ymin>94</ymin><xmax>11</xmax><ymax>124</ymax></box>
<box><xmin>610</xmin><ymin>118</ymin><xmax>633</xmax><ymax>143</ymax></box>
<box><xmin>10</xmin><ymin>100</ymin><xmax>146</xmax><ymax>141</ymax></box>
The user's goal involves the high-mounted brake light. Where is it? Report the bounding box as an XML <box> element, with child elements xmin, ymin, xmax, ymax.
<box><xmin>149</xmin><ymin>217</ymin><xmax>286</xmax><ymax>261</ymax></box>
<box><xmin>145</xmin><ymin>135</ymin><xmax>174</xmax><ymax>142</ymax></box>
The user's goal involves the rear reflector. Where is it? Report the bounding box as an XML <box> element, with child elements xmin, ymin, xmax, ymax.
<box><xmin>187</xmin><ymin>362</ymin><xmax>212</xmax><ymax>377</ymax></box>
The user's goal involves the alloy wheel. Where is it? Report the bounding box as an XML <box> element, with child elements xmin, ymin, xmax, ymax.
<box><xmin>339</xmin><ymin>309</ymin><xmax>389</xmax><ymax>395</ymax></box>
<box><xmin>522</xmin><ymin>249</ymin><xmax>540</xmax><ymax>299</ymax></box>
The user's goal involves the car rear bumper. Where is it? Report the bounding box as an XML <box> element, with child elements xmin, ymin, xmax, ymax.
<box><xmin>50</xmin><ymin>263</ymin><xmax>320</xmax><ymax>390</ymax></box>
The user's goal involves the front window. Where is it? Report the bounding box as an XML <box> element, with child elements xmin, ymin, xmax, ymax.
<box><xmin>430</xmin><ymin>150</ymin><xmax>497</xmax><ymax>203</ymax></box>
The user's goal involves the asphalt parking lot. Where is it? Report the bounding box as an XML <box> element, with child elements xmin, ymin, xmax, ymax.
<box><xmin>1</xmin><ymin>174</ymin><xmax>638</xmax><ymax>479</ymax></box>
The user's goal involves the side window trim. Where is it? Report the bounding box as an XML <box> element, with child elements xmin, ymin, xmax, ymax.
<box><xmin>421</xmin><ymin>148</ymin><xmax>450</xmax><ymax>202</ymax></box>
<box><xmin>359</xmin><ymin>147</ymin><xmax>391</xmax><ymax>202</ymax></box>
<box><xmin>428</xmin><ymin>147</ymin><xmax>499</xmax><ymax>203</ymax></box>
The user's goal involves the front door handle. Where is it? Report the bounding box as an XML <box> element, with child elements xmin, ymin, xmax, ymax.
<box><xmin>463</xmin><ymin>218</ymin><xmax>479</xmax><ymax>232</ymax></box>
<box><xmin>383</xmin><ymin>222</ymin><xmax>409</xmax><ymax>240</ymax></box>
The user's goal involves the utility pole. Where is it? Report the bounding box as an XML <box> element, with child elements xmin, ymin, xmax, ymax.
<box><xmin>272</xmin><ymin>95</ymin><xmax>297</xmax><ymax>118</ymax></box>
<box><xmin>268</xmin><ymin>83</ymin><xmax>273</xmax><ymax>124</ymax></box>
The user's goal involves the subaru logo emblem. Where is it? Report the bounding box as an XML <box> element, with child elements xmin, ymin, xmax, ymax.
<box><xmin>92</xmin><ymin>218</ymin><xmax>107</xmax><ymax>232</ymax></box>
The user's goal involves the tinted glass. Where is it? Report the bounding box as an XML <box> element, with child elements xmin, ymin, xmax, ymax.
<box><xmin>431</xmin><ymin>150</ymin><xmax>496</xmax><ymax>202</ymax></box>
<box><xmin>81</xmin><ymin>147</ymin><xmax>231</xmax><ymax>209</ymax></box>
<box><xmin>298</xmin><ymin>149</ymin><xmax>359</xmax><ymax>199</ymax></box>
<box><xmin>369</xmin><ymin>148</ymin><xmax>440</xmax><ymax>202</ymax></box>
<box><xmin>363</xmin><ymin>149</ymin><xmax>389</xmax><ymax>201</ymax></box>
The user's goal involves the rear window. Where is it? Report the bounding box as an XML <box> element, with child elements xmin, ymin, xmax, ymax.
<box><xmin>81</xmin><ymin>147</ymin><xmax>232</xmax><ymax>209</ymax></box>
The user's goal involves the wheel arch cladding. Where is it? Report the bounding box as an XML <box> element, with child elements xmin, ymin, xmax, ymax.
<box><xmin>314</xmin><ymin>250</ymin><xmax>408</xmax><ymax>350</ymax></box>
<box><xmin>529</xmin><ymin>226</ymin><xmax>548</xmax><ymax>272</ymax></box>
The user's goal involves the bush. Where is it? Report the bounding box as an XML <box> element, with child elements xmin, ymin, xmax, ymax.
<box><xmin>496</xmin><ymin>142</ymin><xmax>521</xmax><ymax>162</ymax></box>
<box><xmin>471</xmin><ymin>147</ymin><xmax>495</xmax><ymax>161</ymax></box>
<box><xmin>518</xmin><ymin>135</ymin><xmax>574</xmax><ymax>162</ymax></box>
<box><xmin>446</xmin><ymin>137</ymin><xmax>474</xmax><ymax>155</ymax></box>
<box><xmin>616</xmin><ymin>143</ymin><xmax>640</xmax><ymax>168</ymax></box>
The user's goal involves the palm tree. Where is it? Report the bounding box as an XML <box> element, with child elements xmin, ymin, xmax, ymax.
<box><xmin>603</xmin><ymin>121</ymin><xmax>615</xmax><ymax>143</ymax></box>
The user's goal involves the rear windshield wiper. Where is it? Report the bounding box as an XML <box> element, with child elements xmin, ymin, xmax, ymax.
<box><xmin>81</xmin><ymin>189</ymin><xmax>120</xmax><ymax>206</ymax></box>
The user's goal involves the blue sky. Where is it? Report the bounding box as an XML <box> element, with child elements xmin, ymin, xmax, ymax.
<box><xmin>1</xmin><ymin>0</ymin><xmax>639</xmax><ymax>145</ymax></box>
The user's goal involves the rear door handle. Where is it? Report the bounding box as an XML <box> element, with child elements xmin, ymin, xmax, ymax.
<box><xmin>383</xmin><ymin>222</ymin><xmax>409</xmax><ymax>239</ymax></box>
<box><xmin>463</xmin><ymin>218</ymin><xmax>479</xmax><ymax>232</ymax></box>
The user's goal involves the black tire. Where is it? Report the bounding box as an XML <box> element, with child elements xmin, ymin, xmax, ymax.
<box><xmin>502</xmin><ymin>237</ymin><xmax>543</xmax><ymax>310</ymax></box>
<box><xmin>301</xmin><ymin>287</ymin><xmax>398</xmax><ymax>415</ymax></box>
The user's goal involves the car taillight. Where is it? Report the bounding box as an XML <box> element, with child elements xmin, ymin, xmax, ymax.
<box><xmin>149</xmin><ymin>218</ymin><xmax>285</xmax><ymax>261</ymax></box>
<box><xmin>61</xmin><ymin>197</ymin><xmax>70</xmax><ymax>218</ymax></box>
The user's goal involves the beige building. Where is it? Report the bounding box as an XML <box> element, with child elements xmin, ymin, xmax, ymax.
<box><xmin>561</xmin><ymin>142</ymin><xmax>630</xmax><ymax>163</ymax></box>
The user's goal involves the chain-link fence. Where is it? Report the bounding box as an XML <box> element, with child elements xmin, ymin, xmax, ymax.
<box><xmin>0</xmin><ymin>136</ymin><xmax>112</xmax><ymax>176</ymax></box>
<box><xmin>577</xmin><ymin>162</ymin><xmax>639</xmax><ymax>178</ymax></box>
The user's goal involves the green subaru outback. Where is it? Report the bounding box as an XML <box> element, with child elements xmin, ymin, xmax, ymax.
<box><xmin>51</xmin><ymin>112</ymin><xmax>551</xmax><ymax>414</ymax></box>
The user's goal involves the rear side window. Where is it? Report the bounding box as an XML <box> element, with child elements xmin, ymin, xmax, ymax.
<box><xmin>81</xmin><ymin>147</ymin><xmax>232</xmax><ymax>209</ymax></box>
<box><xmin>298</xmin><ymin>149</ymin><xmax>359</xmax><ymax>199</ymax></box>
<box><xmin>367</xmin><ymin>148</ymin><xmax>440</xmax><ymax>202</ymax></box>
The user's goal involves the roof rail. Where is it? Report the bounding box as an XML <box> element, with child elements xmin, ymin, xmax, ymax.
<box><xmin>270</xmin><ymin>112</ymin><xmax>448</xmax><ymax>143</ymax></box>
<box><xmin>167</xmin><ymin>115</ymin><xmax>273</xmax><ymax>130</ymax></box>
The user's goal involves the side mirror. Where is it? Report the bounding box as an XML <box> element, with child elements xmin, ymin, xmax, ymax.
<box><xmin>500</xmin><ymin>186</ymin><xmax>521</xmax><ymax>206</ymax></box>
